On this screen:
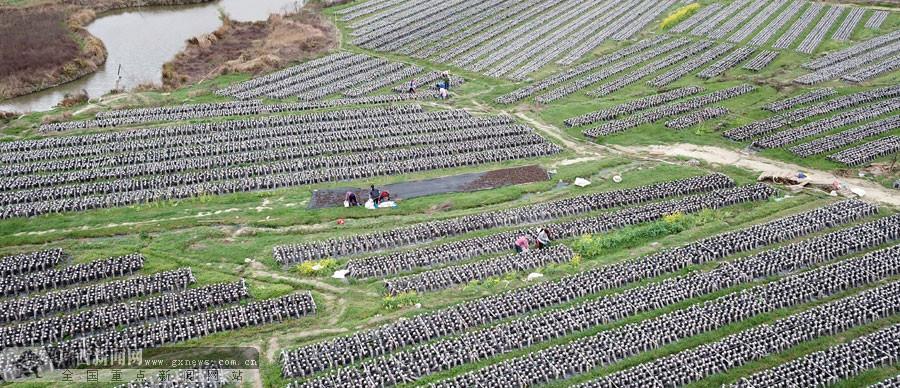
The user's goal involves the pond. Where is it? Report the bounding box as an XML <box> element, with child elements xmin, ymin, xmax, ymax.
<box><xmin>0</xmin><ymin>0</ymin><xmax>304</xmax><ymax>113</ymax></box>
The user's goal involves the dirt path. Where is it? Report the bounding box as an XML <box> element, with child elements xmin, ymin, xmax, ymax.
<box><xmin>249</xmin><ymin>266</ymin><xmax>347</xmax><ymax>294</ymax></box>
<box><xmin>514</xmin><ymin>112</ymin><xmax>614</xmax><ymax>158</ymax></box>
<box><xmin>617</xmin><ymin>143</ymin><xmax>900</xmax><ymax>207</ymax></box>
<box><xmin>329</xmin><ymin>298</ymin><xmax>347</xmax><ymax>325</ymax></box>
<box><xmin>512</xmin><ymin>112</ymin><xmax>900</xmax><ymax>208</ymax></box>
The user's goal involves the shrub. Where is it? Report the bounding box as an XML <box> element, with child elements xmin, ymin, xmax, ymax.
<box><xmin>663</xmin><ymin>211</ymin><xmax>685</xmax><ymax>224</ymax></box>
<box><xmin>570</xmin><ymin>253</ymin><xmax>583</xmax><ymax>267</ymax></box>
<box><xmin>660</xmin><ymin>3</ymin><xmax>700</xmax><ymax>30</ymax></box>
<box><xmin>295</xmin><ymin>258</ymin><xmax>338</xmax><ymax>276</ymax></box>
<box><xmin>464</xmin><ymin>279</ymin><xmax>481</xmax><ymax>291</ymax></box>
<box><xmin>61</xmin><ymin>62</ymin><xmax>80</xmax><ymax>77</ymax></box>
<box><xmin>572</xmin><ymin>212</ymin><xmax>703</xmax><ymax>260</ymax></box>
<box><xmin>58</xmin><ymin>89</ymin><xmax>88</xmax><ymax>108</ymax></box>
<box><xmin>0</xmin><ymin>111</ymin><xmax>20</xmax><ymax>123</ymax></box>
<box><xmin>382</xmin><ymin>292</ymin><xmax>419</xmax><ymax>310</ymax></box>
<box><xmin>41</xmin><ymin>111</ymin><xmax>73</xmax><ymax>124</ymax></box>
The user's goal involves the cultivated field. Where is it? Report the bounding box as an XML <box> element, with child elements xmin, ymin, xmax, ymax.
<box><xmin>1</xmin><ymin>0</ymin><xmax>900</xmax><ymax>387</ymax></box>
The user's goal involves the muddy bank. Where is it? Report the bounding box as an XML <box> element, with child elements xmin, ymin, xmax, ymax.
<box><xmin>321</xmin><ymin>0</ymin><xmax>354</xmax><ymax>6</ymax></box>
<box><xmin>1</xmin><ymin>0</ymin><xmax>324</xmax><ymax>112</ymax></box>
<box><xmin>64</xmin><ymin>0</ymin><xmax>216</xmax><ymax>14</ymax></box>
<box><xmin>0</xmin><ymin>0</ymin><xmax>222</xmax><ymax>105</ymax></box>
<box><xmin>162</xmin><ymin>4</ymin><xmax>337</xmax><ymax>89</ymax></box>
<box><xmin>0</xmin><ymin>7</ymin><xmax>106</xmax><ymax>102</ymax></box>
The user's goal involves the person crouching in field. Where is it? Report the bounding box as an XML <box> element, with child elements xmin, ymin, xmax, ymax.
<box><xmin>345</xmin><ymin>191</ymin><xmax>359</xmax><ymax>207</ymax></box>
<box><xmin>437</xmin><ymin>71</ymin><xmax>451</xmax><ymax>99</ymax></box>
<box><xmin>515</xmin><ymin>235</ymin><xmax>530</xmax><ymax>253</ymax></box>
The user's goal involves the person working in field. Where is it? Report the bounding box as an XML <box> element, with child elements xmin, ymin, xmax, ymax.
<box><xmin>345</xmin><ymin>191</ymin><xmax>359</xmax><ymax>207</ymax></box>
<box><xmin>536</xmin><ymin>227</ymin><xmax>552</xmax><ymax>249</ymax></box>
<box><xmin>437</xmin><ymin>71</ymin><xmax>451</xmax><ymax>100</ymax></box>
<box><xmin>369</xmin><ymin>185</ymin><xmax>381</xmax><ymax>205</ymax></box>
<box><xmin>514</xmin><ymin>235</ymin><xmax>530</xmax><ymax>253</ymax></box>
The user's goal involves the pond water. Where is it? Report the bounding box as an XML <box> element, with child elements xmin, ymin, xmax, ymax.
<box><xmin>0</xmin><ymin>0</ymin><xmax>304</xmax><ymax>113</ymax></box>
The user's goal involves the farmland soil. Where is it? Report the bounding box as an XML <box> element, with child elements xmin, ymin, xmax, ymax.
<box><xmin>65</xmin><ymin>0</ymin><xmax>216</xmax><ymax>14</ymax></box>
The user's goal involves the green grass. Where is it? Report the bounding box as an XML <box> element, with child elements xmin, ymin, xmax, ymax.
<box><xmin>399</xmin><ymin>240</ymin><xmax>900</xmax><ymax>388</ymax></box>
<box><xmin>0</xmin><ymin>158</ymin><xmax>825</xmax><ymax>388</ymax></box>
<box><xmin>1</xmin><ymin>0</ymin><xmax>900</xmax><ymax>387</ymax></box>
<box><xmin>0</xmin><ymin>165</ymin><xmax>872</xmax><ymax>388</ymax></box>
<box><xmin>3</xmin><ymin>3</ymin><xmax>896</xmax><ymax>185</ymax></box>
<box><xmin>0</xmin><ymin>157</ymin><xmax>636</xmax><ymax>246</ymax></box>
<box><xmin>278</xmin><ymin>194</ymin><xmax>830</xmax><ymax>387</ymax></box>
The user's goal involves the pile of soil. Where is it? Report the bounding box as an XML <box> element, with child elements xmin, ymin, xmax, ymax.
<box><xmin>162</xmin><ymin>5</ymin><xmax>337</xmax><ymax>89</ymax></box>
<box><xmin>461</xmin><ymin>165</ymin><xmax>549</xmax><ymax>191</ymax></box>
<box><xmin>308</xmin><ymin>165</ymin><xmax>549</xmax><ymax>209</ymax></box>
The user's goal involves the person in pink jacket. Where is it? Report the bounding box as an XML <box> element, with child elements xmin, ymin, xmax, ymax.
<box><xmin>514</xmin><ymin>235</ymin><xmax>530</xmax><ymax>253</ymax></box>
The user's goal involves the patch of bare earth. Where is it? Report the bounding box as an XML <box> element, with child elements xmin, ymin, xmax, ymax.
<box><xmin>461</xmin><ymin>165</ymin><xmax>548</xmax><ymax>191</ymax></box>
<box><xmin>162</xmin><ymin>5</ymin><xmax>337</xmax><ymax>89</ymax></box>
<box><xmin>620</xmin><ymin>143</ymin><xmax>900</xmax><ymax>207</ymax></box>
